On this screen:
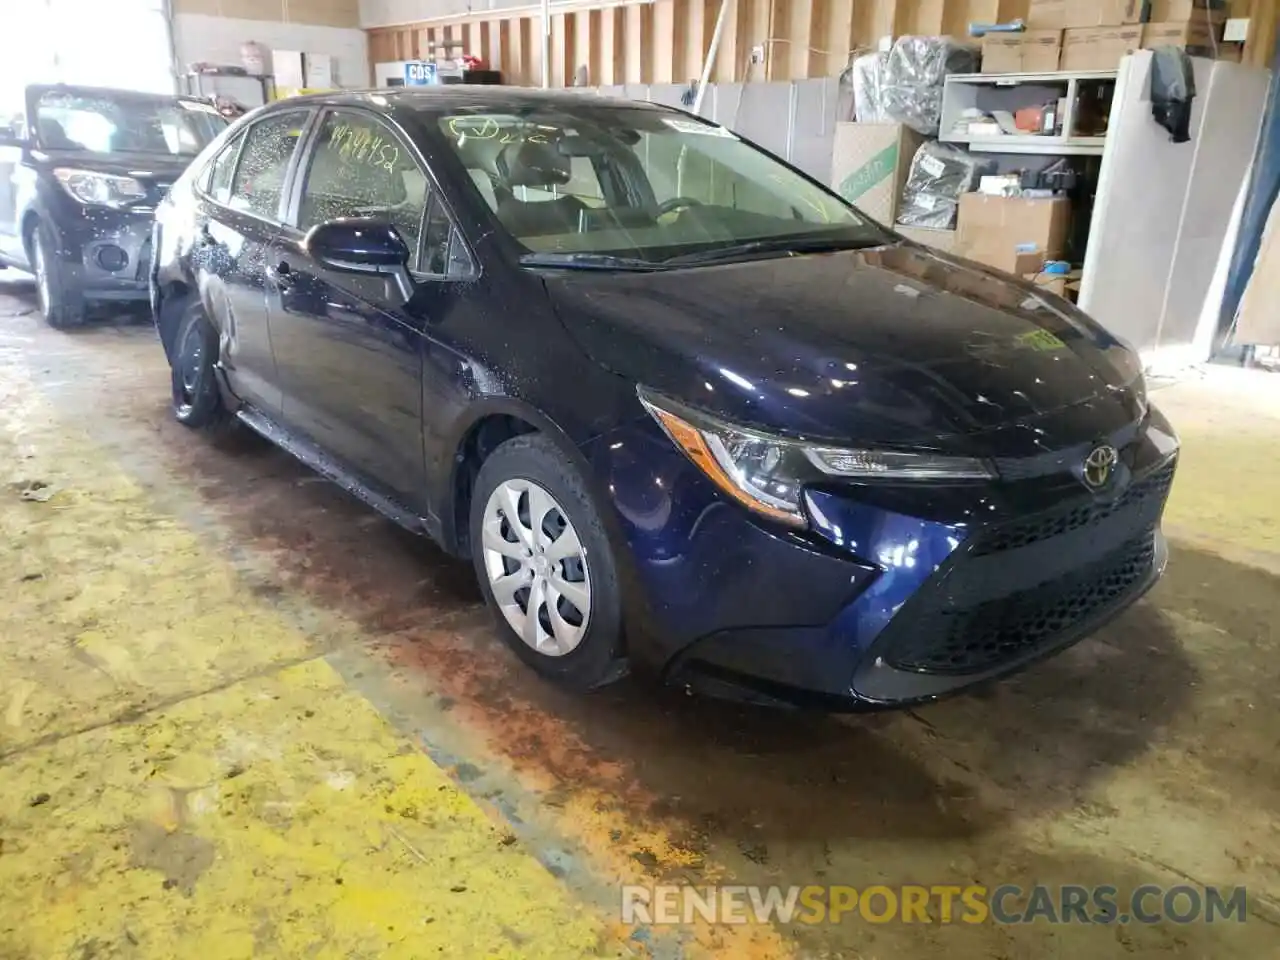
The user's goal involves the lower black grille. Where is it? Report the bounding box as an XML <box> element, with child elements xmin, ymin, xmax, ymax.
<box><xmin>886</xmin><ymin>534</ymin><xmax>1156</xmax><ymax>675</ymax></box>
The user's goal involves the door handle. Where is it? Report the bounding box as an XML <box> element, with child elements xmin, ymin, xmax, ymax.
<box><xmin>268</xmin><ymin>260</ymin><xmax>293</xmax><ymax>289</ymax></box>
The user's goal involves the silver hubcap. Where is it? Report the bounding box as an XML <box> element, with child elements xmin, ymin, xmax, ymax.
<box><xmin>482</xmin><ymin>478</ymin><xmax>591</xmax><ymax>656</ymax></box>
<box><xmin>34</xmin><ymin>241</ymin><xmax>49</xmax><ymax>315</ymax></box>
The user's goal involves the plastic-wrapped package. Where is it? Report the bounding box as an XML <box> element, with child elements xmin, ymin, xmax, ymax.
<box><xmin>896</xmin><ymin>142</ymin><xmax>995</xmax><ymax>230</ymax></box>
<box><xmin>850</xmin><ymin>52</ymin><xmax>890</xmax><ymax>122</ymax></box>
<box><xmin>882</xmin><ymin>36</ymin><xmax>980</xmax><ymax>135</ymax></box>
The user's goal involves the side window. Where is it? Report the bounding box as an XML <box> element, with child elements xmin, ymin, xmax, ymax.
<box><xmin>204</xmin><ymin>132</ymin><xmax>243</xmax><ymax>204</ymax></box>
<box><xmin>422</xmin><ymin>193</ymin><xmax>451</xmax><ymax>275</ymax></box>
<box><xmin>229</xmin><ymin>112</ymin><xmax>307</xmax><ymax>219</ymax></box>
<box><xmin>420</xmin><ymin>193</ymin><xmax>473</xmax><ymax>278</ymax></box>
<box><xmin>297</xmin><ymin>111</ymin><xmax>426</xmax><ymax>257</ymax></box>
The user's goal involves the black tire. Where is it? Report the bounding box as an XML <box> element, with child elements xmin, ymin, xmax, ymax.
<box><xmin>470</xmin><ymin>433</ymin><xmax>629</xmax><ymax>691</ymax></box>
<box><xmin>170</xmin><ymin>303</ymin><xmax>237</xmax><ymax>438</ymax></box>
<box><xmin>31</xmin><ymin>222</ymin><xmax>87</xmax><ymax>330</ymax></box>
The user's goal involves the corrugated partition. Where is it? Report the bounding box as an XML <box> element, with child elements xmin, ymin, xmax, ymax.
<box><xmin>1159</xmin><ymin>62</ymin><xmax>1270</xmax><ymax>353</ymax></box>
<box><xmin>1081</xmin><ymin>52</ymin><xmax>1270</xmax><ymax>363</ymax></box>
<box><xmin>1081</xmin><ymin>53</ymin><xmax>1212</xmax><ymax>356</ymax></box>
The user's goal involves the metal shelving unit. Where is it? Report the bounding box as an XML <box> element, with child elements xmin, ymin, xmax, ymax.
<box><xmin>940</xmin><ymin>68</ymin><xmax>1118</xmax><ymax>157</ymax></box>
<box><xmin>181</xmin><ymin>69</ymin><xmax>277</xmax><ymax>108</ymax></box>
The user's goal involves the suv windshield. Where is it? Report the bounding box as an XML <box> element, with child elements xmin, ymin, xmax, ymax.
<box><xmin>34</xmin><ymin>90</ymin><xmax>226</xmax><ymax>156</ymax></box>
<box><xmin>436</xmin><ymin>105</ymin><xmax>884</xmax><ymax>265</ymax></box>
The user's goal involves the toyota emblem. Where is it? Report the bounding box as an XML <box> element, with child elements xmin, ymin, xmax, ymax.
<box><xmin>1082</xmin><ymin>444</ymin><xmax>1119</xmax><ymax>489</ymax></box>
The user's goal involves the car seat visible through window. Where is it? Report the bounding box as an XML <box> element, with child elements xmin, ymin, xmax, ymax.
<box><xmin>494</xmin><ymin>141</ymin><xmax>587</xmax><ymax>238</ymax></box>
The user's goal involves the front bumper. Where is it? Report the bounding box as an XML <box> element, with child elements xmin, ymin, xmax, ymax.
<box><xmin>43</xmin><ymin>194</ymin><xmax>155</xmax><ymax>301</ymax></box>
<box><xmin>585</xmin><ymin>404</ymin><xmax>1178</xmax><ymax>710</ymax></box>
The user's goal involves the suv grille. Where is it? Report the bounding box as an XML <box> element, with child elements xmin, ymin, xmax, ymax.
<box><xmin>886</xmin><ymin>534</ymin><xmax>1156</xmax><ymax>675</ymax></box>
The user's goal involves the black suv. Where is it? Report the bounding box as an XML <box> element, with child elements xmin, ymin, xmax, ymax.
<box><xmin>0</xmin><ymin>84</ymin><xmax>225</xmax><ymax>327</ymax></box>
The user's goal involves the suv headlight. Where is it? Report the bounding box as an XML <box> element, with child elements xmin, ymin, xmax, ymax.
<box><xmin>53</xmin><ymin>168</ymin><xmax>146</xmax><ymax>208</ymax></box>
<box><xmin>639</xmin><ymin>388</ymin><xmax>993</xmax><ymax>527</ymax></box>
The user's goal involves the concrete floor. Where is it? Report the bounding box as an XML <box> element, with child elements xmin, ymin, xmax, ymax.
<box><xmin>0</xmin><ymin>278</ymin><xmax>1277</xmax><ymax>960</ymax></box>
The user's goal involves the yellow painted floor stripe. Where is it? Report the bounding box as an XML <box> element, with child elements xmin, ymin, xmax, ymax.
<box><xmin>0</xmin><ymin>360</ymin><xmax>621</xmax><ymax>958</ymax></box>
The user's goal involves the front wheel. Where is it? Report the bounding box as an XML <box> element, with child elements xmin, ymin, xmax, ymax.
<box><xmin>470</xmin><ymin>434</ymin><xmax>628</xmax><ymax>690</ymax></box>
<box><xmin>31</xmin><ymin>224</ymin><xmax>86</xmax><ymax>330</ymax></box>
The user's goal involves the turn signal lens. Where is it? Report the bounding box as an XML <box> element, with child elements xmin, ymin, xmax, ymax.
<box><xmin>643</xmin><ymin>403</ymin><xmax>805</xmax><ymax>525</ymax></box>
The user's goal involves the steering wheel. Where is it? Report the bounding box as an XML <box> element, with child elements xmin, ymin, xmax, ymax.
<box><xmin>656</xmin><ymin>196</ymin><xmax>704</xmax><ymax>217</ymax></box>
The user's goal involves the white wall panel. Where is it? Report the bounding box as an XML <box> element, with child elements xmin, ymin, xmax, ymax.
<box><xmin>172</xmin><ymin>14</ymin><xmax>369</xmax><ymax>90</ymax></box>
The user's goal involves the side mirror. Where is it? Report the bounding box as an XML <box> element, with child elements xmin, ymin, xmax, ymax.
<box><xmin>303</xmin><ymin>218</ymin><xmax>415</xmax><ymax>302</ymax></box>
<box><xmin>0</xmin><ymin>130</ymin><xmax>27</xmax><ymax>149</ymax></box>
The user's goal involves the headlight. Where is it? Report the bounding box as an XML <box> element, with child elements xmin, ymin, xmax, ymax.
<box><xmin>53</xmin><ymin>168</ymin><xmax>146</xmax><ymax>208</ymax></box>
<box><xmin>639</xmin><ymin>388</ymin><xmax>994</xmax><ymax>527</ymax></box>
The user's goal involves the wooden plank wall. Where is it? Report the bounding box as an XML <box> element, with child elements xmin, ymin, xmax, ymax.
<box><xmin>366</xmin><ymin>0</ymin><xmax>1277</xmax><ymax>88</ymax></box>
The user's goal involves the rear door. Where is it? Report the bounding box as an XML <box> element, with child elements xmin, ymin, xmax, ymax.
<box><xmin>266</xmin><ymin>107</ymin><xmax>470</xmax><ymax>508</ymax></box>
<box><xmin>195</xmin><ymin>109</ymin><xmax>312</xmax><ymax>415</ymax></box>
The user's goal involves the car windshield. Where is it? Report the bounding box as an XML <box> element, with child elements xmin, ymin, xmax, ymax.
<box><xmin>435</xmin><ymin>104</ymin><xmax>885</xmax><ymax>265</ymax></box>
<box><xmin>34</xmin><ymin>90</ymin><xmax>226</xmax><ymax>156</ymax></box>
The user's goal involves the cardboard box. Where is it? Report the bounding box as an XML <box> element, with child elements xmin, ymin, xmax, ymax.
<box><xmin>1028</xmin><ymin>0</ymin><xmax>1146</xmax><ymax>29</ymax></box>
<box><xmin>897</xmin><ymin>225</ymin><xmax>957</xmax><ymax>254</ymax></box>
<box><xmin>1012</xmin><ymin>251</ymin><xmax>1049</xmax><ymax>275</ymax></box>
<box><xmin>1060</xmin><ymin>25</ymin><xmax>1143</xmax><ymax>70</ymax></box>
<box><xmin>955</xmin><ymin>194</ymin><xmax>1071</xmax><ymax>274</ymax></box>
<box><xmin>1149</xmin><ymin>0</ymin><xmax>1226</xmax><ymax>21</ymax></box>
<box><xmin>982</xmin><ymin>30</ymin><xmax>1063</xmax><ymax>72</ymax></box>
<box><xmin>831</xmin><ymin>122</ymin><xmax>926</xmax><ymax>226</ymax></box>
<box><xmin>1142</xmin><ymin>18</ymin><xmax>1224</xmax><ymax>53</ymax></box>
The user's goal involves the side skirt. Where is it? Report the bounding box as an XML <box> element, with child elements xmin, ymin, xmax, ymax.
<box><xmin>235</xmin><ymin>405</ymin><xmax>441</xmax><ymax>542</ymax></box>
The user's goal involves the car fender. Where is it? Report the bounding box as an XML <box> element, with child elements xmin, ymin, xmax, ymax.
<box><xmin>432</xmin><ymin>395</ymin><xmax>596</xmax><ymax>549</ymax></box>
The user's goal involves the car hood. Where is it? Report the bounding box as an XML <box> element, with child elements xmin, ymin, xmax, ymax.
<box><xmin>543</xmin><ymin>243</ymin><xmax>1144</xmax><ymax>450</ymax></box>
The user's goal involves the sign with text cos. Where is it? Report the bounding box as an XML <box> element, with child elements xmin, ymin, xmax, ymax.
<box><xmin>404</xmin><ymin>61</ymin><xmax>438</xmax><ymax>86</ymax></box>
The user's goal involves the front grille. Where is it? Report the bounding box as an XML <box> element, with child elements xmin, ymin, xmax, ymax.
<box><xmin>972</xmin><ymin>457</ymin><xmax>1176</xmax><ymax>556</ymax></box>
<box><xmin>887</xmin><ymin>534</ymin><xmax>1156</xmax><ymax>675</ymax></box>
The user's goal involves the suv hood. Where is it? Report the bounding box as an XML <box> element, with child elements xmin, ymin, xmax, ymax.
<box><xmin>543</xmin><ymin>243</ymin><xmax>1144</xmax><ymax>450</ymax></box>
<box><xmin>35</xmin><ymin>149</ymin><xmax>192</xmax><ymax>180</ymax></box>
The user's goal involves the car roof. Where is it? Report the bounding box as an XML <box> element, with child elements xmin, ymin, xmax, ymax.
<box><xmin>266</xmin><ymin>86</ymin><xmax>673</xmax><ymax>117</ymax></box>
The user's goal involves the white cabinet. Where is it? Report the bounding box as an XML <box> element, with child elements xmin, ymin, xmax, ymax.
<box><xmin>940</xmin><ymin>69</ymin><xmax>1117</xmax><ymax>157</ymax></box>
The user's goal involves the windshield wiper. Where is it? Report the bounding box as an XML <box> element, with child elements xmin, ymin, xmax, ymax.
<box><xmin>662</xmin><ymin>235</ymin><xmax>886</xmax><ymax>266</ymax></box>
<box><xmin>520</xmin><ymin>252</ymin><xmax>661</xmax><ymax>271</ymax></box>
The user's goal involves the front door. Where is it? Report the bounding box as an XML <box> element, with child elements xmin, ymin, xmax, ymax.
<box><xmin>268</xmin><ymin>107</ymin><xmax>440</xmax><ymax>507</ymax></box>
<box><xmin>198</xmin><ymin>110</ymin><xmax>310</xmax><ymax>415</ymax></box>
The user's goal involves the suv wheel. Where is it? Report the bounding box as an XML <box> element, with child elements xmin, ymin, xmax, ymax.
<box><xmin>470</xmin><ymin>434</ymin><xmax>628</xmax><ymax>690</ymax></box>
<box><xmin>31</xmin><ymin>224</ymin><xmax>86</xmax><ymax>330</ymax></box>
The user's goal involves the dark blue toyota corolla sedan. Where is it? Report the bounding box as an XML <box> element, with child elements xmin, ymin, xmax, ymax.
<box><xmin>150</xmin><ymin>87</ymin><xmax>1178</xmax><ymax>709</ymax></box>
